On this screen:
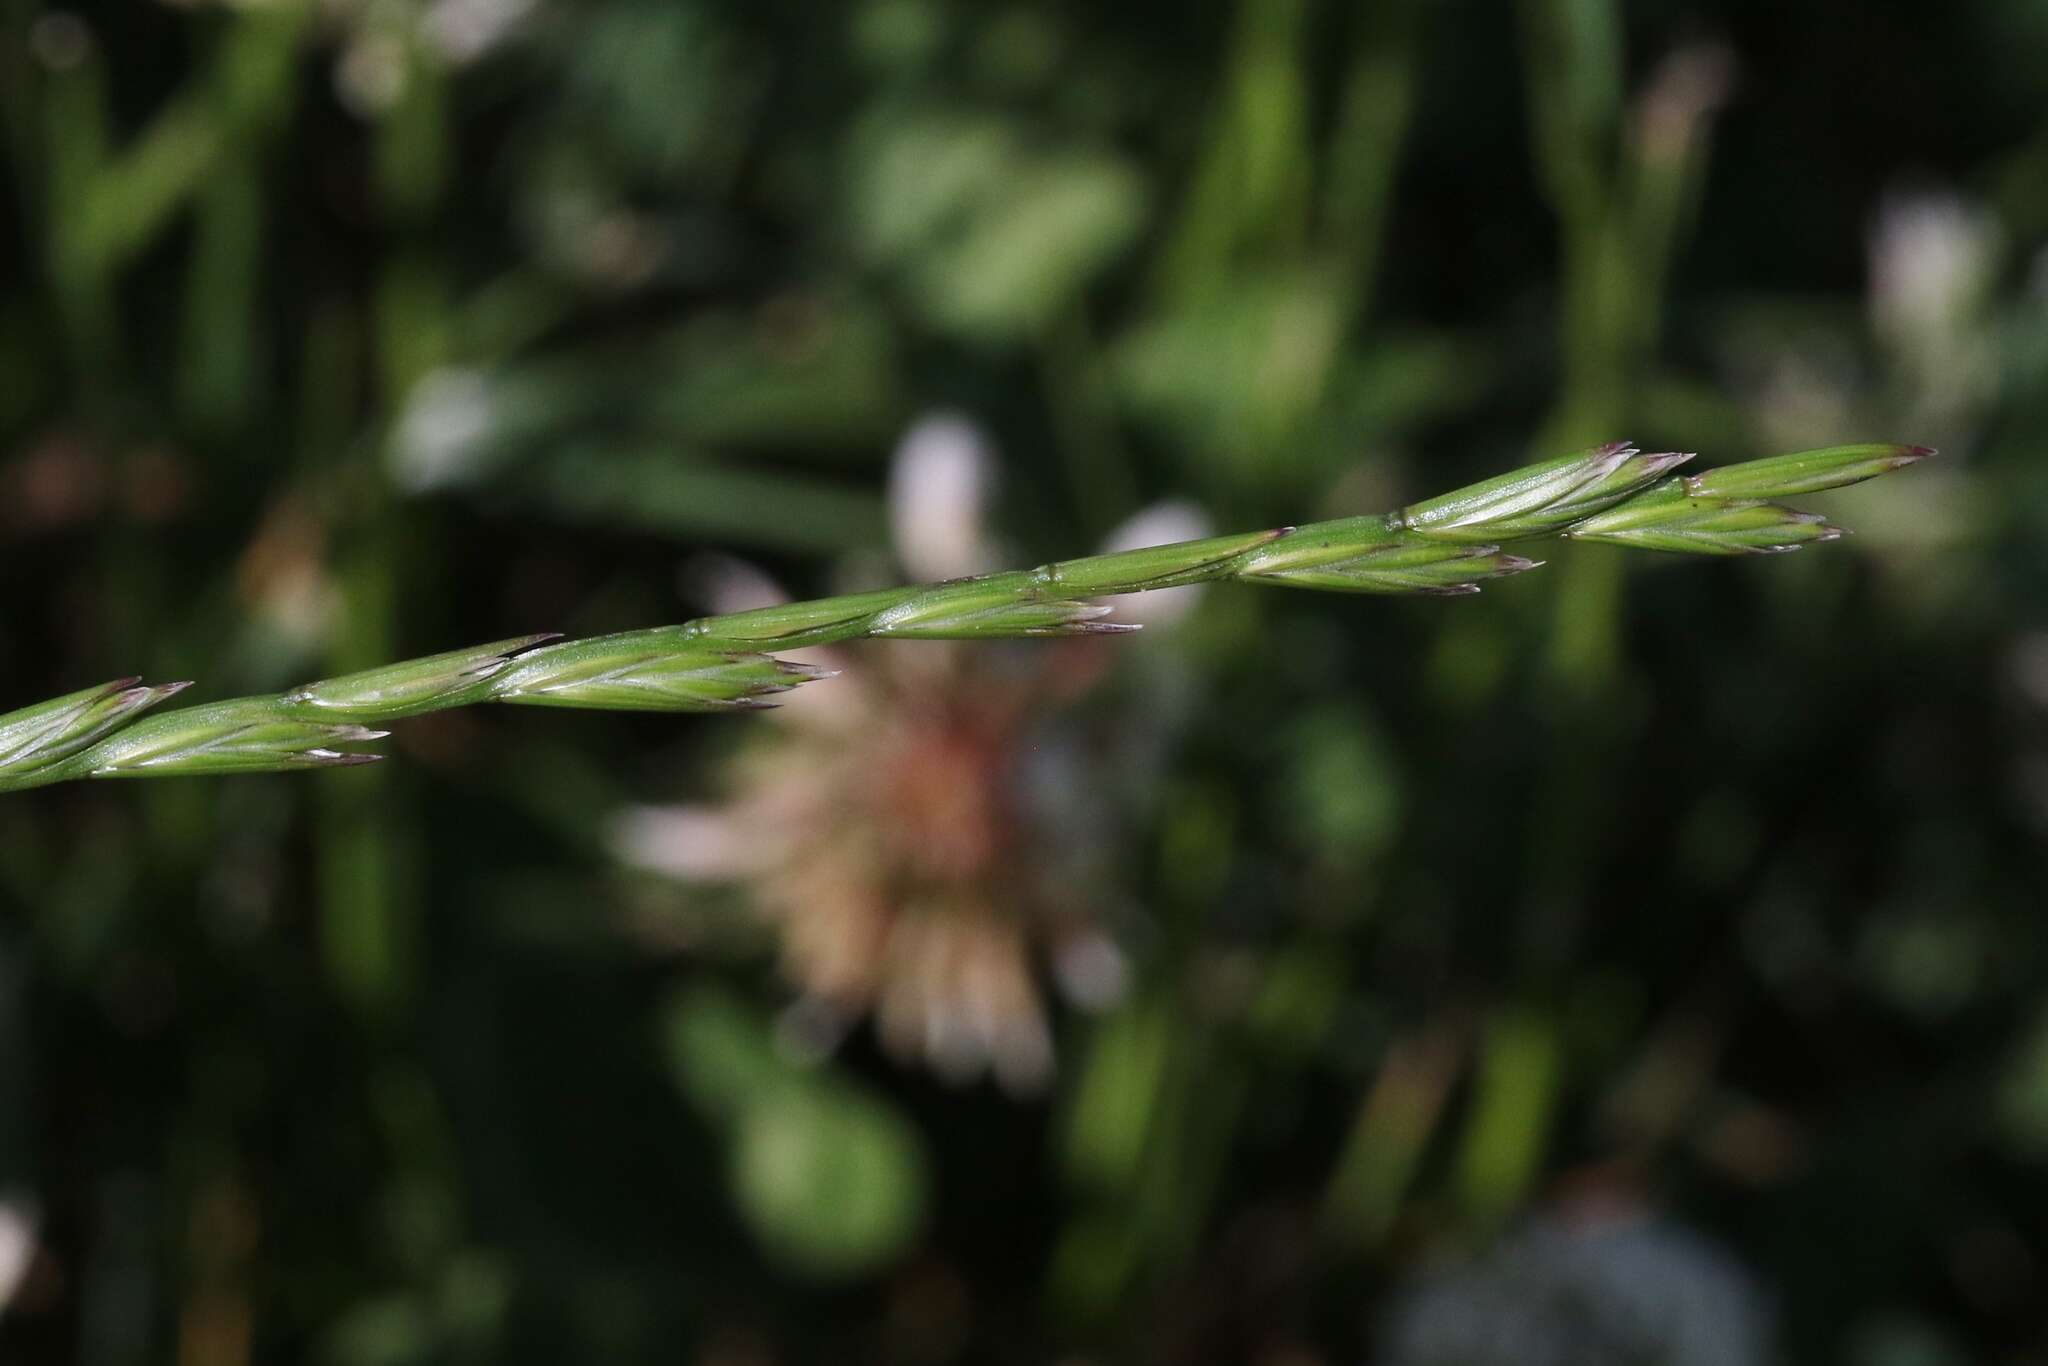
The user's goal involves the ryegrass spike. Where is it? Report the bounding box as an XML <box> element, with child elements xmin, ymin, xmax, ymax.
<box><xmin>0</xmin><ymin>439</ymin><xmax>1930</xmax><ymax>793</ymax></box>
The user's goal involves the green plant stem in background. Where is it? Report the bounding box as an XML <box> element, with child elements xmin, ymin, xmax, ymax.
<box><xmin>0</xmin><ymin>442</ymin><xmax>1929</xmax><ymax>794</ymax></box>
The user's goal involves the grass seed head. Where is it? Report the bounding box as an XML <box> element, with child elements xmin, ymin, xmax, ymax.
<box><xmin>0</xmin><ymin>438</ymin><xmax>1932</xmax><ymax>793</ymax></box>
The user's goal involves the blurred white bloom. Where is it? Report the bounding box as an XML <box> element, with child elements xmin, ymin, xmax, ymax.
<box><xmin>423</xmin><ymin>0</ymin><xmax>535</xmax><ymax>63</ymax></box>
<box><xmin>0</xmin><ymin>1196</ymin><xmax>33</xmax><ymax>1311</ymax></box>
<box><xmin>1868</xmin><ymin>190</ymin><xmax>2001</xmax><ymax>425</ymax></box>
<box><xmin>615</xmin><ymin>805</ymin><xmax>777</xmax><ymax>882</ymax></box>
<box><xmin>390</xmin><ymin>368</ymin><xmax>496</xmax><ymax>492</ymax></box>
<box><xmin>1870</xmin><ymin>192</ymin><xmax>1999</xmax><ymax>344</ymax></box>
<box><xmin>888</xmin><ymin>413</ymin><xmax>1000</xmax><ymax>582</ymax></box>
<box><xmin>334</xmin><ymin>28</ymin><xmax>409</xmax><ymax>116</ymax></box>
<box><xmin>1097</xmin><ymin>499</ymin><xmax>1214</xmax><ymax>626</ymax></box>
<box><xmin>1052</xmin><ymin>929</ymin><xmax>1129</xmax><ymax>1011</ymax></box>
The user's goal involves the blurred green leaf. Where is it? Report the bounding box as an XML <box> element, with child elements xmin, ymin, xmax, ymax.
<box><xmin>1275</xmin><ymin>703</ymin><xmax>1403</xmax><ymax>872</ymax></box>
<box><xmin>1455</xmin><ymin>1006</ymin><xmax>1562</xmax><ymax>1227</ymax></box>
<box><xmin>1114</xmin><ymin>268</ymin><xmax>1346</xmax><ymax>483</ymax></box>
<box><xmin>665</xmin><ymin>986</ymin><xmax>928</xmax><ymax>1278</ymax></box>
<box><xmin>850</xmin><ymin>108</ymin><xmax>1146</xmax><ymax>342</ymax></box>
<box><xmin>910</xmin><ymin>157</ymin><xmax>1146</xmax><ymax>341</ymax></box>
<box><xmin>1063</xmin><ymin>996</ymin><xmax>1173</xmax><ymax>1192</ymax></box>
<box><xmin>732</xmin><ymin>1083</ymin><xmax>927</xmax><ymax>1280</ymax></box>
<box><xmin>1998</xmin><ymin>1004</ymin><xmax>2048</xmax><ymax>1158</ymax></box>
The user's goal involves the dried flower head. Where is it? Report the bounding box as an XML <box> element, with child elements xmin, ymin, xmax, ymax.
<box><xmin>617</xmin><ymin>414</ymin><xmax>1179</xmax><ymax>1093</ymax></box>
<box><xmin>619</xmin><ymin>637</ymin><xmax>1139</xmax><ymax>1095</ymax></box>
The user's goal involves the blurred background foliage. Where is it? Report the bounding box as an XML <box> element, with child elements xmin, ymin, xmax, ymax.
<box><xmin>1</xmin><ymin>0</ymin><xmax>2047</xmax><ymax>1361</ymax></box>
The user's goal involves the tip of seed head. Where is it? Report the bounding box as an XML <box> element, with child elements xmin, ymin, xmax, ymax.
<box><xmin>122</xmin><ymin>680</ymin><xmax>192</xmax><ymax>703</ymax></box>
<box><xmin>327</xmin><ymin>753</ymin><xmax>384</xmax><ymax>767</ymax></box>
<box><xmin>333</xmin><ymin>726</ymin><xmax>392</xmax><ymax>742</ymax></box>
<box><xmin>1901</xmin><ymin>445</ymin><xmax>1938</xmax><ymax>460</ymax></box>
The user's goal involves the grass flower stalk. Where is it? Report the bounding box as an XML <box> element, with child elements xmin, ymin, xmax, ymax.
<box><xmin>0</xmin><ymin>442</ymin><xmax>1931</xmax><ymax>793</ymax></box>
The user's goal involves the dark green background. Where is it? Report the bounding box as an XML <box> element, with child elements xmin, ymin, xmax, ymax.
<box><xmin>3</xmin><ymin>0</ymin><xmax>2046</xmax><ymax>1361</ymax></box>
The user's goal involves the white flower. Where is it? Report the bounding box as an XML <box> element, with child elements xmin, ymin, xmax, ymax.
<box><xmin>1869</xmin><ymin>192</ymin><xmax>1999</xmax><ymax>349</ymax></box>
<box><xmin>887</xmin><ymin>413</ymin><xmax>1001</xmax><ymax>583</ymax></box>
<box><xmin>1867</xmin><ymin>189</ymin><xmax>2002</xmax><ymax>426</ymax></box>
